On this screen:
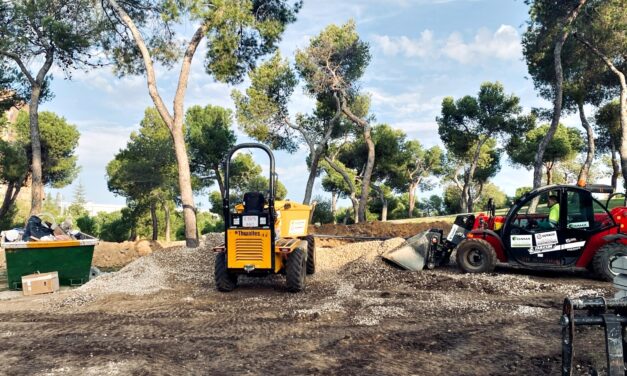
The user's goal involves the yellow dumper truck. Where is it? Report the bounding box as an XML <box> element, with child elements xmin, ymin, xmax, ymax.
<box><xmin>213</xmin><ymin>143</ymin><xmax>315</xmax><ymax>292</ymax></box>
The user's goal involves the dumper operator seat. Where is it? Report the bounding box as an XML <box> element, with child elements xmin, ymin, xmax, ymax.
<box><xmin>243</xmin><ymin>192</ymin><xmax>265</xmax><ymax>214</ymax></box>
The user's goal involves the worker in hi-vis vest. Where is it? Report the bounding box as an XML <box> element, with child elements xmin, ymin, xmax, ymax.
<box><xmin>537</xmin><ymin>195</ymin><xmax>560</xmax><ymax>230</ymax></box>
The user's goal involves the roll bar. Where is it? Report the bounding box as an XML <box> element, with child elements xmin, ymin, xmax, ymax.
<box><xmin>223</xmin><ymin>143</ymin><xmax>276</xmax><ymax>218</ymax></box>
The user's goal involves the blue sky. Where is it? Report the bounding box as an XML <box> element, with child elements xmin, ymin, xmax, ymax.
<box><xmin>41</xmin><ymin>0</ymin><xmax>585</xmax><ymax>209</ymax></box>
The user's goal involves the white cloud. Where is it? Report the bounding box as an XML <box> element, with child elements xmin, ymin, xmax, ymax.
<box><xmin>372</xmin><ymin>30</ymin><xmax>435</xmax><ymax>58</ymax></box>
<box><xmin>444</xmin><ymin>25</ymin><xmax>522</xmax><ymax>63</ymax></box>
<box><xmin>372</xmin><ymin>24</ymin><xmax>522</xmax><ymax>64</ymax></box>
<box><xmin>368</xmin><ymin>87</ymin><xmax>443</xmax><ymax>117</ymax></box>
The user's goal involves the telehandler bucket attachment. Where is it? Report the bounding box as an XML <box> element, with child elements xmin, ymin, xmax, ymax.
<box><xmin>382</xmin><ymin>230</ymin><xmax>454</xmax><ymax>271</ymax></box>
<box><xmin>382</xmin><ymin>231</ymin><xmax>430</xmax><ymax>271</ymax></box>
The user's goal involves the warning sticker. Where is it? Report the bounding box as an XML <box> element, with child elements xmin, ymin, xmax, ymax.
<box><xmin>288</xmin><ymin>219</ymin><xmax>307</xmax><ymax>236</ymax></box>
<box><xmin>535</xmin><ymin>231</ymin><xmax>558</xmax><ymax>246</ymax></box>
<box><xmin>510</xmin><ymin>235</ymin><xmax>532</xmax><ymax>248</ymax></box>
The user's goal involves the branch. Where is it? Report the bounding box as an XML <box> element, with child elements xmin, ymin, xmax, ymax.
<box><xmin>172</xmin><ymin>24</ymin><xmax>208</xmax><ymax>130</ymax></box>
<box><xmin>324</xmin><ymin>156</ymin><xmax>356</xmax><ymax>194</ymax></box>
<box><xmin>573</xmin><ymin>33</ymin><xmax>627</xmax><ymax>87</ymax></box>
<box><xmin>0</xmin><ymin>50</ymin><xmax>35</xmax><ymax>85</ymax></box>
<box><xmin>340</xmin><ymin>95</ymin><xmax>368</xmax><ymax>128</ymax></box>
<box><xmin>106</xmin><ymin>0</ymin><xmax>174</xmax><ymax>127</ymax></box>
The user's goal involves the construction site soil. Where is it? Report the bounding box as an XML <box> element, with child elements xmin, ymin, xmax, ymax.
<box><xmin>0</xmin><ymin>224</ymin><xmax>617</xmax><ymax>375</ymax></box>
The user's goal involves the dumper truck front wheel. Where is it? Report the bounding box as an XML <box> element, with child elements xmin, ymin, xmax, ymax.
<box><xmin>215</xmin><ymin>252</ymin><xmax>238</xmax><ymax>292</ymax></box>
<box><xmin>286</xmin><ymin>248</ymin><xmax>306</xmax><ymax>292</ymax></box>
<box><xmin>456</xmin><ymin>239</ymin><xmax>497</xmax><ymax>274</ymax></box>
<box><xmin>592</xmin><ymin>243</ymin><xmax>627</xmax><ymax>281</ymax></box>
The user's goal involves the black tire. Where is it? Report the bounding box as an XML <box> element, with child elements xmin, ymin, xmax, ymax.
<box><xmin>592</xmin><ymin>242</ymin><xmax>627</xmax><ymax>281</ymax></box>
<box><xmin>456</xmin><ymin>239</ymin><xmax>497</xmax><ymax>274</ymax></box>
<box><xmin>215</xmin><ymin>252</ymin><xmax>238</xmax><ymax>292</ymax></box>
<box><xmin>286</xmin><ymin>247</ymin><xmax>306</xmax><ymax>293</ymax></box>
<box><xmin>306</xmin><ymin>235</ymin><xmax>316</xmax><ymax>275</ymax></box>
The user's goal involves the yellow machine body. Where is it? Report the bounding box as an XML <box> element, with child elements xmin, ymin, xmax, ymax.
<box><xmin>227</xmin><ymin>200</ymin><xmax>312</xmax><ymax>274</ymax></box>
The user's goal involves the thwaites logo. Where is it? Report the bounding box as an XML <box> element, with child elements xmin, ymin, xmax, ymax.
<box><xmin>235</xmin><ymin>230</ymin><xmax>261</xmax><ymax>237</ymax></box>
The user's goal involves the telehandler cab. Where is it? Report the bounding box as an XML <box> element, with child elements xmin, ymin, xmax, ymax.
<box><xmin>212</xmin><ymin>143</ymin><xmax>315</xmax><ymax>292</ymax></box>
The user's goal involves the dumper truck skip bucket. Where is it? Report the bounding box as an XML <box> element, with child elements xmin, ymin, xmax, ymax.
<box><xmin>1</xmin><ymin>235</ymin><xmax>98</xmax><ymax>290</ymax></box>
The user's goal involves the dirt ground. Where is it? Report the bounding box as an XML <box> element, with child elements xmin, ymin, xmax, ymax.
<box><xmin>0</xmin><ymin>230</ymin><xmax>618</xmax><ymax>375</ymax></box>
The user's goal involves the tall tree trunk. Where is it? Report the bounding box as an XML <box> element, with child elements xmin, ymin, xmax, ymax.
<box><xmin>150</xmin><ymin>201</ymin><xmax>158</xmax><ymax>241</ymax></box>
<box><xmin>462</xmin><ymin>139</ymin><xmax>487</xmax><ymax>213</ymax></box>
<box><xmin>164</xmin><ymin>204</ymin><xmax>171</xmax><ymax>242</ymax></box>
<box><xmin>325</xmin><ymin>156</ymin><xmax>360</xmax><ymax>223</ymax></box>
<box><xmin>303</xmin><ymin>151</ymin><xmax>321</xmax><ymax>205</ymax></box>
<box><xmin>546</xmin><ymin>163</ymin><xmax>553</xmax><ymax>185</ymax></box>
<box><xmin>107</xmin><ymin>0</ymin><xmax>204</xmax><ymax>247</ymax></box>
<box><xmin>0</xmin><ymin>178</ymin><xmax>24</xmax><ymax>220</ymax></box>
<box><xmin>577</xmin><ymin>101</ymin><xmax>595</xmax><ymax>185</ymax></box>
<box><xmin>358</xmin><ymin>126</ymin><xmax>375</xmax><ymax>222</ymax></box>
<box><xmin>408</xmin><ymin>181</ymin><xmax>418</xmax><ymax>218</ymax></box>
<box><xmin>28</xmin><ymin>84</ymin><xmax>45</xmax><ymax>216</ymax></box>
<box><xmin>172</xmin><ymin>130</ymin><xmax>198</xmax><ymax>246</ymax></box>
<box><xmin>611</xmin><ymin>145</ymin><xmax>620</xmax><ymax>191</ymax></box>
<box><xmin>331</xmin><ymin>191</ymin><xmax>338</xmax><ymax>224</ymax></box>
<box><xmin>129</xmin><ymin>227</ymin><xmax>137</xmax><ymax>242</ymax></box>
<box><xmin>381</xmin><ymin>198</ymin><xmax>388</xmax><ymax>222</ymax></box>
<box><xmin>619</xmin><ymin>86</ymin><xmax>627</xmax><ymax>190</ymax></box>
<box><xmin>532</xmin><ymin>0</ymin><xmax>588</xmax><ymax>190</ymax></box>
<box><xmin>214</xmin><ymin>167</ymin><xmax>225</xmax><ymax>200</ymax></box>
<box><xmin>1</xmin><ymin>48</ymin><xmax>54</xmax><ymax>216</ymax></box>
<box><xmin>575</xmin><ymin>34</ymin><xmax>627</xmax><ymax>190</ymax></box>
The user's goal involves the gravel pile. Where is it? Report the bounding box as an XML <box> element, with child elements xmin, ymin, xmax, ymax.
<box><xmin>47</xmin><ymin>233</ymin><xmax>610</xmax><ymax>313</ymax></box>
<box><xmin>50</xmin><ymin>233</ymin><xmax>223</xmax><ymax>309</ymax></box>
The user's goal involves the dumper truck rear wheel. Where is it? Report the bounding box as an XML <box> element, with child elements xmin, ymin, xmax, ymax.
<box><xmin>592</xmin><ymin>243</ymin><xmax>627</xmax><ymax>281</ymax></box>
<box><xmin>306</xmin><ymin>235</ymin><xmax>316</xmax><ymax>275</ymax></box>
<box><xmin>286</xmin><ymin>248</ymin><xmax>306</xmax><ymax>292</ymax></box>
<box><xmin>456</xmin><ymin>239</ymin><xmax>497</xmax><ymax>274</ymax></box>
<box><xmin>215</xmin><ymin>252</ymin><xmax>238</xmax><ymax>292</ymax></box>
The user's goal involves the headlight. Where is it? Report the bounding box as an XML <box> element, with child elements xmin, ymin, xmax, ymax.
<box><xmin>259</xmin><ymin>217</ymin><xmax>267</xmax><ymax>225</ymax></box>
<box><xmin>233</xmin><ymin>217</ymin><xmax>240</xmax><ymax>225</ymax></box>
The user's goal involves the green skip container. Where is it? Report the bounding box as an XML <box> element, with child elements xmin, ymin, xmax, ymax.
<box><xmin>1</xmin><ymin>235</ymin><xmax>98</xmax><ymax>290</ymax></box>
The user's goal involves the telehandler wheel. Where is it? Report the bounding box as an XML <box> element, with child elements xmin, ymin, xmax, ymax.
<box><xmin>286</xmin><ymin>247</ymin><xmax>306</xmax><ymax>293</ymax></box>
<box><xmin>215</xmin><ymin>252</ymin><xmax>238</xmax><ymax>292</ymax></box>
<box><xmin>306</xmin><ymin>235</ymin><xmax>316</xmax><ymax>275</ymax></box>
<box><xmin>592</xmin><ymin>243</ymin><xmax>627</xmax><ymax>281</ymax></box>
<box><xmin>456</xmin><ymin>239</ymin><xmax>497</xmax><ymax>274</ymax></box>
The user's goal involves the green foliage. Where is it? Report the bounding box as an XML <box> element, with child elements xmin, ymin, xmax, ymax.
<box><xmin>443</xmin><ymin>185</ymin><xmax>462</xmax><ymax>215</ymax></box>
<box><xmin>76</xmin><ymin>215</ymin><xmax>96</xmax><ymax>235</ymax></box>
<box><xmin>95</xmin><ymin>211</ymin><xmax>132</xmax><ymax>242</ymax></box>
<box><xmin>295</xmin><ymin>20</ymin><xmax>370</xmax><ymax>98</ymax></box>
<box><xmin>320</xmin><ymin>159</ymin><xmax>358</xmax><ymax>198</ymax></box>
<box><xmin>67</xmin><ymin>180</ymin><xmax>88</xmax><ymax>219</ymax></box>
<box><xmin>475</xmin><ymin>183</ymin><xmax>508</xmax><ymax>210</ymax></box>
<box><xmin>106</xmin><ymin>107</ymin><xmax>178</xmax><ymax>210</ymax></box>
<box><xmin>232</xmin><ymin>52</ymin><xmax>299</xmax><ymax>151</ymax></box>
<box><xmin>437</xmin><ymin>82</ymin><xmax>531</xmax><ymax>158</ymax></box>
<box><xmin>514</xmin><ymin>187</ymin><xmax>533</xmax><ymax>201</ymax></box>
<box><xmin>15</xmin><ymin>110</ymin><xmax>80</xmax><ymax>188</ymax></box>
<box><xmin>507</xmin><ymin>123</ymin><xmax>584</xmax><ymax>168</ymax></box>
<box><xmin>103</xmin><ymin>0</ymin><xmax>301</xmax><ymax>83</ymax></box>
<box><xmin>0</xmin><ymin>138</ymin><xmax>28</xmax><ymax>186</ymax></box>
<box><xmin>0</xmin><ymin>204</ymin><xmax>19</xmax><ymax>230</ymax></box>
<box><xmin>418</xmin><ymin>195</ymin><xmax>444</xmax><ymax>217</ymax></box>
<box><xmin>185</xmin><ymin>104</ymin><xmax>236</xmax><ymax>194</ymax></box>
<box><xmin>595</xmin><ymin>100</ymin><xmax>621</xmax><ymax>154</ymax></box>
<box><xmin>311</xmin><ymin>196</ymin><xmax>334</xmax><ymax>224</ymax></box>
<box><xmin>0</xmin><ymin>0</ymin><xmax>109</xmax><ymax>73</ymax></box>
<box><xmin>522</xmin><ymin>0</ymin><xmax>614</xmax><ymax>111</ymax></box>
